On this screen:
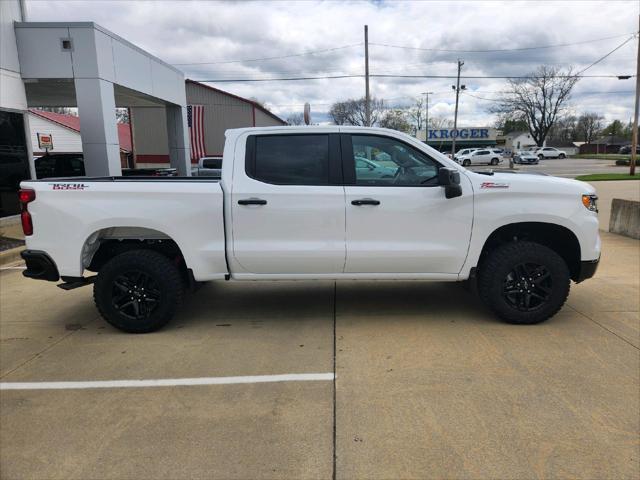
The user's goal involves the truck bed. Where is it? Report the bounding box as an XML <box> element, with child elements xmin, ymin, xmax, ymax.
<box><xmin>20</xmin><ymin>177</ymin><xmax>228</xmax><ymax>281</ymax></box>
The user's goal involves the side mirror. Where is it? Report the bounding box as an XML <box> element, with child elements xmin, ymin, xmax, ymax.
<box><xmin>438</xmin><ymin>168</ymin><xmax>462</xmax><ymax>199</ymax></box>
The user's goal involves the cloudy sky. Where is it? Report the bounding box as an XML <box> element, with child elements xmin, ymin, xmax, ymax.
<box><xmin>26</xmin><ymin>0</ymin><xmax>638</xmax><ymax>126</ymax></box>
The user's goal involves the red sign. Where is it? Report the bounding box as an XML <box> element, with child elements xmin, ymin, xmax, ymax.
<box><xmin>37</xmin><ymin>133</ymin><xmax>53</xmax><ymax>150</ymax></box>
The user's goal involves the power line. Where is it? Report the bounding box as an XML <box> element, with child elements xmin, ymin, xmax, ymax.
<box><xmin>195</xmin><ymin>73</ymin><xmax>632</xmax><ymax>83</ymax></box>
<box><xmin>577</xmin><ymin>35</ymin><xmax>637</xmax><ymax>75</ymax></box>
<box><xmin>368</xmin><ymin>32</ymin><xmax>636</xmax><ymax>54</ymax></box>
<box><xmin>172</xmin><ymin>43</ymin><xmax>362</xmax><ymax>66</ymax></box>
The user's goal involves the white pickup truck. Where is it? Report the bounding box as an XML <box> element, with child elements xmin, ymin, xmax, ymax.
<box><xmin>18</xmin><ymin>126</ymin><xmax>600</xmax><ymax>333</ymax></box>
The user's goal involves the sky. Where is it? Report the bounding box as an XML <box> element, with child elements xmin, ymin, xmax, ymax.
<box><xmin>25</xmin><ymin>0</ymin><xmax>638</xmax><ymax>127</ymax></box>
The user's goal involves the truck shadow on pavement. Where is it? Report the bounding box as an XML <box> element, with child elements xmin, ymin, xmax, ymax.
<box><xmin>175</xmin><ymin>280</ymin><xmax>499</xmax><ymax>331</ymax></box>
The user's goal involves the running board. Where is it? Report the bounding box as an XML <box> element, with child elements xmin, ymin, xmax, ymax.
<box><xmin>57</xmin><ymin>276</ymin><xmax>96</xmax><ymax>290</ymax></box>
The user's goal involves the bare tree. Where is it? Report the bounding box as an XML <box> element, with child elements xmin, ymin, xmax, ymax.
<box><xmin>492</xmin><ymin>66</ymin><xmax>579</xmax><ymax>147</ymax></box>
<box><xmin>428</xmin><ymin>116</ymin><xmax>454</xmax><ymax>129</ymax></box>
<box><xmin>548</xmin><ymin>115</ymin><xmax>577</xmax><ymax>142</ymax></box>
<box><xmin>286</xmin><ymin>112</ymin><xmax>305</xmax><ymax>126</ymax></box>
<box><xmin>575</xmin><ymin>112</ymin><xmax>603</xmax><ymax>143</ymax></box>
<box><xmin>407</xmin><ymin>97</ymin><xmax>425</xmax><ymax>134</ymax></box>
<box><xmin>379</xmin><ymin>109</ymin><xmax>412</xmax><ymax>133</ymax></box>
<box><xmin>329</xmin><ymin>97</ymin><xmax>384</xmax><ymax>126</ymax></box>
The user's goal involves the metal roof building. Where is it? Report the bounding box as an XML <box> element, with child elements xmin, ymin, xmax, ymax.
<box><xmin>131</xmin><ymin>80</ymin><xmax>286</xmax><ymax>166</ymax></box>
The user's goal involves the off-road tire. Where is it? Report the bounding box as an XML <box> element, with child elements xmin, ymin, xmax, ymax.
<box><xmin>94</xmin><ymin>249</ymin><xmax>183</xmax><ymax>333</ymax></box>
<box><xmin>478</xmin><ymin>241</ymin><xmax>570</xmax><ymax>325</ymax></box>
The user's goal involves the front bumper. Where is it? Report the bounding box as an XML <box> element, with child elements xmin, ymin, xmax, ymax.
<box><xmin>21</xmin><ymin>250</ymin><xmax>60</xmax><ymax>281</ymax></box>
<box><xmin>575</xmin><ymin>257</ymin><xmax>600</xmax><ymax>283</ymax></box>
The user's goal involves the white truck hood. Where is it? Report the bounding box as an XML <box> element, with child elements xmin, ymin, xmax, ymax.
<box><xmin>464</xmin><ymin>171</ymin><xmax>596</xmax><ymax>196</ymax></box>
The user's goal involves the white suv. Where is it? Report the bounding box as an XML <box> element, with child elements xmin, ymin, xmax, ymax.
<box><xmin>535</xmin><ymin>147</ymin><xmax>567</xmax><ymax>159</ymax></box>
<box><xmin>457</xmin><ymin>148</ymin><xmax>503</xmax><ymax>166</ymax></box>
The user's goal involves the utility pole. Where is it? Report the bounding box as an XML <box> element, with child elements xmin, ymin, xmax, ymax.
<box><xmin>421</xmin><ymin>91</ymin><xmax>434</xmax><ymax>142</ymax></box>
<box><xmin>630</xmin><ymin>17</ymin><xmax>639</xmax><ymax>176</ymax></box>
<box><xmin>364</xmin><ymin>25</ymin><xmax>370</xmax><ymax>127</ymax></box>
<box><xmin>451</xmin><ymin>59</ymin><xmax>465</xmax><ymax>156</ymax></box>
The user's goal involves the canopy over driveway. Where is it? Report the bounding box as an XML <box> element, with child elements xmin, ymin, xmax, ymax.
<box><xmin>15</xmin><ymin>22</ymin><xmax>190</xmax><ymax>176</ymax></box>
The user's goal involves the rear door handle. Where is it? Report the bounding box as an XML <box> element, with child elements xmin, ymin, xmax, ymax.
<box><xmin>351</xmin><ymin>198</ymin><xmax>380</xmax><ymax>206</ymax></box>
<box><xmin>238</xmin><ymin>198</ymin><xmax>267</xmax><ymax>206</ymax></box>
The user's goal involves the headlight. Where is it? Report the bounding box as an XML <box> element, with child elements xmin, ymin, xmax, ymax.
<box><xmin>582</xmin><ymin>194</ymin><xmax>598</xmax><ymax>212</ymax></box>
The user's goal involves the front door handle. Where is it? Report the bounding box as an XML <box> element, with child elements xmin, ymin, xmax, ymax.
<box><xmin>351</xmin><ymin>198</ymin><xmax>380</xmax><ymax>206</ymax></box>
<box><xmin>238</xmin><ymin>198</ymin><xmax>267</xmax><ymax>206</ymax></box>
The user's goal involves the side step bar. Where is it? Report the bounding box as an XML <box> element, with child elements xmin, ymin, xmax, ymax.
<box><xmin>58</xmin><ymin>276</ymin><xmax>96</xmax><ymax>291</ymax></box>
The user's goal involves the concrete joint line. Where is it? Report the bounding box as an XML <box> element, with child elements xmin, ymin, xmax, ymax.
<box><xmin>0</xmin><ymin>373</ymin><xmax>336</xmax><ymax>391</ymax></box>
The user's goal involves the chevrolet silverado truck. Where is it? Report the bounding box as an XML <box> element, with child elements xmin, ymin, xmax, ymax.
<box><xmin>18</xmin><ymin>126</ymin><xmax>601</xmax><ymax>333</ymax></box>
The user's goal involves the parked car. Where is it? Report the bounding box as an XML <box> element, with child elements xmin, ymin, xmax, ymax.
<box><xmin>454</xmin><ymin>148</ymin><xmax>478</xmax><ymax>160</ymax></box>
<box><xmin>513</xmin><ymin>150</ymin><xmax>540</xmax><ymax>165</ymax></box>
<box><xmin>618</xmin><ymin>144</ymin><xmax>640</xmax><ymax>154</ymax></box>
<box><xmin>192</xmin><ymin>156</ymin><xmax>222</xmax><ymax>177</ymax></box>
<box><xmin>535</xmin><ymin>147</ymin><xmax>567</xmax><ymax>159</ymax></box>
<box><xmin>34</xmin><ymin>153</ymin><xmax>84</xmax><ymax>179</ymax></box>
<box><xmin>456</xmin><ymin>148</ymin><xmax>503</xmax><ymax>166</ymax></box>
<box><xmin>19</xmin><ymin>126</ymin><xmax>600</xmax><ymax>333</ymax></box>
<box><xmin>34</xmin><ymin>153</ymin><xmax>177</xmax><ymax>178</ymax></box>
<box><xmin>355</xmin><ymin>157</ymin><xmax>398</xmax><ymax>180</ymax></box>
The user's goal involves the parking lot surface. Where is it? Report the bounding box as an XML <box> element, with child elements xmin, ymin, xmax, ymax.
<box><xmin>1</xmin><ymin>231</ymin><xmax>639</xmax><ymax>479</ymax></box>
<box><xmin>468</xmin><ymin>157</ymin><xmax>626</xmax><ymax>177</ymax></box>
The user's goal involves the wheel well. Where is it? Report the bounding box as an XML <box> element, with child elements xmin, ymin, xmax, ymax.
<box><xmin>82</xmin><ymin>227</ymin><xmax>190</xmax><ymax>284</ymax></box>
<box><xmin>478</xmin><ymin>222</ymin><xmax>581</xmax><ymax>280</ymax></box>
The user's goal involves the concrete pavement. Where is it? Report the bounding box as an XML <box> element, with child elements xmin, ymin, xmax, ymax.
<box><xmin>1</xmin><ymin>232</ymin><xmax>638</xmax><ymax>479</ymax></box>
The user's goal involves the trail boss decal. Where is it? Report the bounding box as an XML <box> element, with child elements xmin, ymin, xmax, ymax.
<box><xmin>480</xmin><ymin>182</ymin><xmax>509</xmax><ymax>189</ymax></box>
<box><xmin>49</xmin><ymin>183</ymin><xmax>88</xmax><ymax>190</ymax></box>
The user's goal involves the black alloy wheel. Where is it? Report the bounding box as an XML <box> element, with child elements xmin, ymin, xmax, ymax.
<box><xmin>502</xmin><ymin>262</ymin><xmax>552</xmax><ymax>312</ymax></box>
<box><xmin>111</xmin><ymin>270</ymin><xmax>161</xmax><ymax>321</ymax></box>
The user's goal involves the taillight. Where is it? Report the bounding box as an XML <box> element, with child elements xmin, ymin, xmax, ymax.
<box><xmin>19</xmin><ymin>188</ymin><xmax>35</xmax><ymax>236</ymax></box>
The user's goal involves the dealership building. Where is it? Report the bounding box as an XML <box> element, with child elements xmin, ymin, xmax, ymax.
<box><xmin>0</xmin><ymin>0</ymin><xmax>285</xmax><ymax>217</ymax></box>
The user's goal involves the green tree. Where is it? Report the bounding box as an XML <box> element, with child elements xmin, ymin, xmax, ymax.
<box><xmin>601</xmin><ymin>120</ymin><xmax>625</xmax><ymax>138</ymax></box>
<box><xmin>379</xmin><ymin>109</ymin><xmax>412</xmax><ymax>133</ymax></box>
<box><xmin>498</xmin><ymin>119</ymin><xmax>528</xmax><ymax>134</ymax></box>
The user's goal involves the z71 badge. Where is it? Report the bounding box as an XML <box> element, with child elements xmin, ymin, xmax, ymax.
<box><xmin>481</xmin><ymin>182</ymin><xmax>509</xmax><ymax>189</ymax></box>
<box><xmin>49</xmin><ymin>183</ymin><xmax>88</xmax><ymax>190</ymax></box>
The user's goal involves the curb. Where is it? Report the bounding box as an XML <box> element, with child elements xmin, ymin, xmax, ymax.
<box><xmin>0</xmin><ymin>245</ymin><xmax>25</xmax><ymax>267</ymax></box>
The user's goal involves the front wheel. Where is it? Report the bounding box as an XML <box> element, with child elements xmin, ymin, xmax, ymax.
<box><xmin>490</xmin><ymin>158</ymin><xmax>499</xmax><ymax>165</ymax></box>
<box><xmin>94</xmin><ymin>249</ymin><xmax>183</xmax><ymax>333</ymax></box>
<box><xmin>478</xmin><ymin>241</ymin><xmax>570</xmax><ymax>324</ymax></box>
<box><xmin>463</xmin><ymin>159</ymin><xmax>471</xmax><ymax>166</ymax></box>
<box><xmin>538</xmin><ymin>154</ymin><xmax>544</xmax><ymax>160</ymax></box>
<box><xmin>559</xmin><ymin>153</ymin><xmax>566</xmax><ymax>159</ymax></box>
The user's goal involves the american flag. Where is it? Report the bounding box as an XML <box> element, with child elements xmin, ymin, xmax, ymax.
<box><xmin>187</xmin><ymin>105</ymin><xmax>206</xmax><ymax>161</ymax></box>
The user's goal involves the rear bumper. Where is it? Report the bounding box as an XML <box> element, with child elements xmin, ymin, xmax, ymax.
<box><xmin>20</xmin><ymin>250</ymin><xmax>60</xmax><ymax>281</ymax></box>
<box><xmin>575</xmin><ymin>257</ymin><xmax>600</xmax><ymax>283</ymax></box>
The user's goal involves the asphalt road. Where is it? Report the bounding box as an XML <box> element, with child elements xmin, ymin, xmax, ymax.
<box><xmin>1</xmin><ymin>229</ymin><xmax>638</xmax><ymax>479</ymax></box>
<box><xmin>467</xmin><ymin>157</ymin><xmax>625</xmax><ymax>178</ymax></box>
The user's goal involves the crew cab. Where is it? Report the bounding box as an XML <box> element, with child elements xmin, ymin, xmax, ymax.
<box><xmin>18</xmin><ymin>126</ymin><xmax>600</xmax><ymax>333</ymax></box>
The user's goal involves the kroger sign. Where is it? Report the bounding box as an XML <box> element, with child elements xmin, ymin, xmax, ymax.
<box><xmin>427</xmin><ymin>128</ymin><xmax>493</xmax><ymax>140</ymax></box>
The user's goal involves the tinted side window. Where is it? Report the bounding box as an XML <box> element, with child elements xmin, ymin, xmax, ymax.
<box><xmin>351</xmin><ymin>135</ymin><xmax>440</xmax><ymax>186</ymax></box>
<box><xmin>252</xmin><ymin>135</ymin><xmax>329</xmax><ymax>185</ymax></box>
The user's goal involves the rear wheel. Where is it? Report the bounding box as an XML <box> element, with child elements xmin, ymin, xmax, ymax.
<box><xmin>94</xmin><ymin>249</ymin><xmax>183</xmax><ymax>333</ymax></box>
<box><xmin>478</xmin><ymin>241</ymin><xmax>570</xmax><ymax>324</ymax></box>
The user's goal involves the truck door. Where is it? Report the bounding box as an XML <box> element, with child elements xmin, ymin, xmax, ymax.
<box><xmin>230</xmin><ymin>133</ymin><xmax>346</xmax><ymax>275</ymax></box>
<box><xmin>342</xmin><ymin>133</ymin><xmax>473</xmax><ymax>275</ymax></box>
